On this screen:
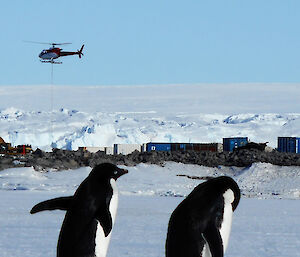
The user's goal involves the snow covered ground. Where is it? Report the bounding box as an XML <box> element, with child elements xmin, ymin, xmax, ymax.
<box><xmin>0</xmin><ymin>84</ymin><xmax>299</xmax><ymax>150</ymax></box>
<box><xmin>0</xmin><ymin>163</ymin><xmax>300</xmax><ymax>257</ymax></box>
<box><xmin>1</xmin><ymin>162</ymin><xmax>300</xmax><ymax>199</ymax></box>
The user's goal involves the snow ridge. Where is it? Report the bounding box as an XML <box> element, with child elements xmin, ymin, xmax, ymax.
<box><xmin>0</xmin><ymin>108</ymin><xmax>299</xmax><ymax>151</ymax></box>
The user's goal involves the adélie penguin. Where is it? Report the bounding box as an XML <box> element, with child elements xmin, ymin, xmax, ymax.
<box><xmin>165</xmin><ymin>176</ymin><xmax>240</xmax><ymax>257</ymax></box>
<box><xmin>30</xmin><ymin>163</ymin><xmax>128</xmax><ymax>257</ymax></box>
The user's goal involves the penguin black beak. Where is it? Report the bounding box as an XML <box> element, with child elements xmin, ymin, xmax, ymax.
<box><xmin>121</xmin><ymin>168</ymin><xmax>129</xmax><ymax>175</ymax></box>
<box><xmin>115</xmin><ymin>167</ymin><xmax>128</xmax><ymax>179</ymax></box>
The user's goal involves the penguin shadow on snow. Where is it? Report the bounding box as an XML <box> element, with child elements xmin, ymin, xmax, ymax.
<box><xmin>166</xmin><ymin>176</ymin><xmax>240</xmax><ymax>257</ymax></box>
<box><xmin>30</xmin><ymin>163</ymin><xmax>128</xmax><ymax>257</ymax></box>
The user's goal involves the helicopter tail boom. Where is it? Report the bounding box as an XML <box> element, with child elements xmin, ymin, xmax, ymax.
<box><xmin>59</xmin><ymin>44</ymin><xmax>84</xmax><ymax>58</ymax></box>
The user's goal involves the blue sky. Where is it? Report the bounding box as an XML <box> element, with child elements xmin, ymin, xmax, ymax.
<box><xmin>2</xmin><ymin>0</ymin><xmax>300</xmax><ymax>85</ymax></box>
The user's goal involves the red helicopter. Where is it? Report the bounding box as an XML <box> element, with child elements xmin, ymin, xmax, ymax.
<box><xmin>25</xmin><ymin>41</ymin><xmax>84</xmax><ymax>64</ymax></box>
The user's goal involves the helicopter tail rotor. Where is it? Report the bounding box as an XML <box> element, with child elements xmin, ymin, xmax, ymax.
<box><xmin>78</xmin><ymin>44</ymin><xmax>84</xmax><ymax>58</ymax></box>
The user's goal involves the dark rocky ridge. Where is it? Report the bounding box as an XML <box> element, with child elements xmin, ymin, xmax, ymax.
<box><xmin>1</xmin><ymin>148</ymin><xmax>300</xmax><ymax>171</ymax></box>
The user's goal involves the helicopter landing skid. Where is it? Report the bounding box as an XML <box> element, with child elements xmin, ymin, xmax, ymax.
<box><xmin>40</xmin><ymin>60</ymin><xmax>62</xmax><ymax>64</ymax></box>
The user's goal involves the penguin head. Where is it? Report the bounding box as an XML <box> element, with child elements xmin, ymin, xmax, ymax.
<box><xmin>90</xmin><ymin>163</ymin><xmax>128</xmax><ymax>180</ymax></box>
<box><xmin>197</xmin><ymin>176</ymin><xmax>240</xmax><ymax>211</ymax></box>
<box><xmin>217</xmin><ymin>176</ymin><xmax>240</xmax><ymax>211</ymax></box>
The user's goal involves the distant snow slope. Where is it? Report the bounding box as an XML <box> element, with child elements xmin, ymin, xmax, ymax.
<box><xmin>0</xmin><ymin>84</ymin><xmax>299</xmax><ymax>150</ymax></box>
<box><xmin>0</xmin><ymin>107</ymin><xmax>299</xmax><ymax>150</ymax></box>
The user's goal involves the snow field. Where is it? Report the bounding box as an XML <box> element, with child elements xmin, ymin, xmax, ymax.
<box><xmin>1</xmin><ymin>192</ymin><xmax>299</xmax><ymax>257</ymax></box>
<box><xmin>0</xmin><ymin>163</ymin><xmax>300</xmax><ymax>256</ymax></box>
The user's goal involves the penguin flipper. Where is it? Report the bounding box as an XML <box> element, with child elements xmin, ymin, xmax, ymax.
<box><xmin>30</xmin><ymin>196</ymin><xmax>73</xmax><ymax>214</ymax></box>
<box><xmin>203</xmin><ymin>222</ymin><xmax>224</xmax><ymax>257</ymax></box>
<box><xmin>95</xmin><ymin>207</ymin><xmax>113</xmax><ymax>237</ymax></box>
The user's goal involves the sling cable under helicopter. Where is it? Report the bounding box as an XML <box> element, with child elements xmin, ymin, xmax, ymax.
<box><xmin>24</xmin><ymin>41</ymin><xmax>85</xmax><ymax>149</ymax></box>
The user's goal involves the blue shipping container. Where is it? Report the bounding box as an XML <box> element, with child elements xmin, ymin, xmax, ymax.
<box><xmin>146</xmin><ymin>143</ymin><xmax>171</xmax><ymax>152</ymax></box>
<box><xmin>223</xmin><ymin>137</ymin><xmax>248</xmax><ymax>152</ymax></box>
<box><xmin>277</xmin><ymin>137</ymin><xmax>300</xmax><ymax>153</ymax></box>
<box><xmin>171</xmin><ymin>143</ymin><xmax>187</xmax><ymax>151</ymax></box>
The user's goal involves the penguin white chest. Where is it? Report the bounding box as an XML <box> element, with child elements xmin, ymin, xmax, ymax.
<box><xmin>220</xmin><ymin>189</ymin><xmax>234</xmax><ymax>251</ymax></box>
<box><xmin>95</xmin><ymin>179</ymin><xmax>119</xmax><ymax>257</ymax></box>
<box><xmin>109</xmin><ymin>178</ymin><xmax>119</xmax><ymax>219</ymax></box>
<box><xmin>201</xmin><ymin>189</ymin><xmax>234</xmax><ymax>257</ymax></box>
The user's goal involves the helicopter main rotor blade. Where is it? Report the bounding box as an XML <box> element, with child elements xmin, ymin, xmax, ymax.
<box><xmin>23</xmin><ymin>41</ymin><xmax>72</xmax><ymax>46</ymax></box>
<box><xmin>52</xmin><ymin>43</ymin><xmax>72</xmax><ymax>46</ymax></box>
<box><xmin>23</xmin><ymin>40</ymin><xmax>52</xmax><ymax>45</ymax></box>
